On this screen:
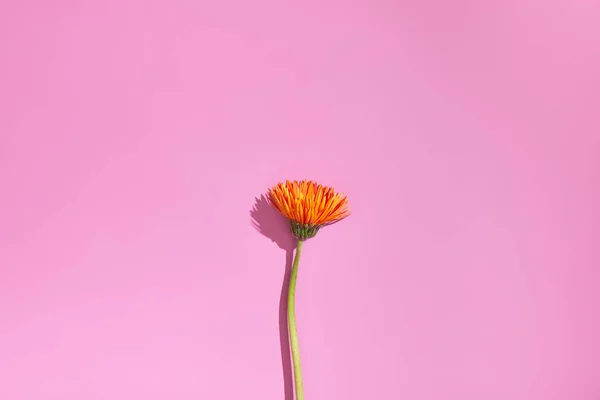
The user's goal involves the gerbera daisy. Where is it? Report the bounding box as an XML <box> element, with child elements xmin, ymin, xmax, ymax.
<box><xmin>267</xmin><ymin>180</ymin><xmax>350</xmax><ymax>240</ymax></box>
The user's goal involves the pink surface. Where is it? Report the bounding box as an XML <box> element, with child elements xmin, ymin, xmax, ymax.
<box><xmin>1</xmin><ymin>1</ymin><xmax>599</xmax><ymax>399</ymax></box>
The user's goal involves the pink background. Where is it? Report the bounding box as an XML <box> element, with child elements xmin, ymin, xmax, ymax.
<box><xmin>1</xmin><ymin>0</ymin><xmax>599</xmax><ymax>399</ymax></box>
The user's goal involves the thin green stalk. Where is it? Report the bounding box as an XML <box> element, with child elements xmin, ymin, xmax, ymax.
<box><xmin>288</xmin><ymin>239</ymin><xmax>304</xmax><ymax>400</ymax></box>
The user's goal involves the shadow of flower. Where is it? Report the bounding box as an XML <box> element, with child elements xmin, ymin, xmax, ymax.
<box><xmin>250</xmin><ymin>195</ymin><xmax>296</xmax><ymax>400</ymax></box>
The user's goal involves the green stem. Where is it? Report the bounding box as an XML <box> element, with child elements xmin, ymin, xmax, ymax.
<box><xmin>288</xmin><ymin>239</ymin><xmax>304</xmax><ymax>400</ymax></box>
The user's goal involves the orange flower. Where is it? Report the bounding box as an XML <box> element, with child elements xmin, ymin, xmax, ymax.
<box><xmin>268</xmin><ymin>180</ymin><xmax>350</xmax><ymax>240</ymax></box>
<box><xmin>262</xmin><ymin>180</ymin><xmax>350</xmax><ymax>400</ymax></box>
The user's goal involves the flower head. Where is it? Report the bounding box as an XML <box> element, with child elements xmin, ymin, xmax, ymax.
<box><xmin>267</xmin><ymin>180</ymin><xmax>350</xmax><ymax>240</ymax></box>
